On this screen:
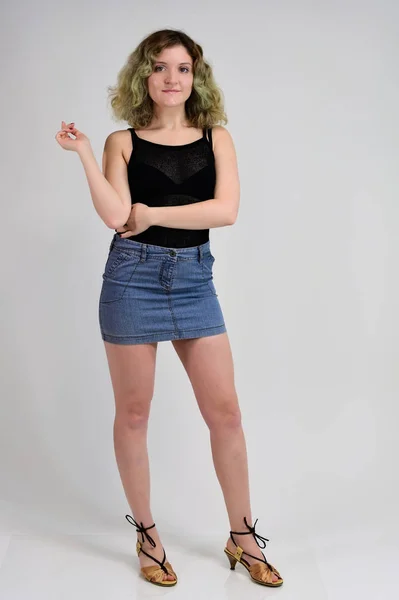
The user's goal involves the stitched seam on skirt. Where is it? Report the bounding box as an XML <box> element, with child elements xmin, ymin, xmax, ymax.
<box><xmin>200</xmin><ymin>261</ymin><xmax>217</xmax><ymax>295</ymax></box>
<box><xmin>124</xmin><ymin>255</ymin><xmax>199</xmax><ymax>262</ymax></box>
<box><xmin>167</xmin><ymin>294</ymin><xmax>179</xmax><ymax>335</ymax></box>
<box><xmin>180</xmin><ymin>324</ymin><xmax>225</xmax><ymax>332</ymax></box>
<box><xmin>102</xmin><ymin>324</ymin><xmax>225</xmax><ymax>339</ymax></box>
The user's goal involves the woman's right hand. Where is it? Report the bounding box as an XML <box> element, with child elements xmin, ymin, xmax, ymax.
<box><xmin>55</xmin><ymin>121</ymin><xmax>91</xmax><ymax>154</ymax></box>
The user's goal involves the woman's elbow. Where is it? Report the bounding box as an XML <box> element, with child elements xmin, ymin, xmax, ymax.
<box><xmin>108</xmin><ymin>209</ymin><xmax>131</xmax><ymax>230</ymax></box>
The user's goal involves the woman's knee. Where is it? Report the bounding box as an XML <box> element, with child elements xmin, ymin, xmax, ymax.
<box><xmin>204</xmin><ymin>399</ymin><xmax>242</xmax><ymax>431</ymax></box>
<box><xmin>115</xmin><ymin>396</ymin><xmax>152</xmax><ymax>430</ymax></box>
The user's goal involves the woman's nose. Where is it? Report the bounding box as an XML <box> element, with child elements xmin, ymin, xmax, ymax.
<box><xmin>164</xmin><ymin>71</ymin><xmax>178</xmax><ymax>84</ymax></box>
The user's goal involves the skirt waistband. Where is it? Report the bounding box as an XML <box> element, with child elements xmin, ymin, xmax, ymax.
<box><xmin>110</xmin><ymin>233</ymin><xmax>211</xmax><ymax>260</ymax></box>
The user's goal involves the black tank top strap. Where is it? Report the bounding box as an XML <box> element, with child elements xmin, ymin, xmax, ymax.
<box><xmin>207</xmin><ymin>127</ymin><xmax>213</xmax><ymax>148</ymax></box>
<box><xmin>202</xmin><ymin>127</ymin><xmax>213</xmax><ymax>147</ymax></box>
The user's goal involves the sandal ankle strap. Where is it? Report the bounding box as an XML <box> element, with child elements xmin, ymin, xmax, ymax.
<box><xmin>230</xmin><ymin>516</ymin><xmax>269</xmax><ymax>550</ymax></box>
<box><xmin>125</xmin><ymin>514</ymin><xmax>157</xmax><ymax>547</ymax></box>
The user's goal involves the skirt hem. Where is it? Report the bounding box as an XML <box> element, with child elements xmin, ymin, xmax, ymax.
<box><xmin>101</xmin><ymin>324</ymin><xmax>227</xmax><ymax>345</ymax></box>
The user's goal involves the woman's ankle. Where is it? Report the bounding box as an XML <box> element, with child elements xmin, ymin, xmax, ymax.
<box><xmin>138</xmin><ymin>527</ymin><xmax>162</xmax><ymax>546</ymax></box>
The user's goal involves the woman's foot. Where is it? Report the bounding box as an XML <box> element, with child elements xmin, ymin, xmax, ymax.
<box><xmin>137</xmin><ymin>528</ymin><xmax>176</xmax><ymax>582</ymax></box>
<box><xmin>225</xmin><ymin>534</ymin><xmax>280</xmax><ymax>583</ymax></box>
<box><xmin>125</xmin><ymin>516</ymin><xmax>176</xmax><ymax>584</ymax></box>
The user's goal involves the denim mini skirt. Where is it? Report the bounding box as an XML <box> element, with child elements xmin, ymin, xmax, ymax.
<box><xmin>98</xmin><ymin>233</ymin><xmax>227</xmax><ymax>345</ymax></box>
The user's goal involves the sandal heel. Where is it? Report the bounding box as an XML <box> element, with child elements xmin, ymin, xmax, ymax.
<box><xmin>225</xmin><ymin>551</ymin><xmax>238</xmax><ymax>570</ymax></box>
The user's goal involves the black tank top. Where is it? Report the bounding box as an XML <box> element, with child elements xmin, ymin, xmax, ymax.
<box><xmin>123</xmin><ymin>127</ymin><xmax>216</xmax><ymax>248</ymax></box>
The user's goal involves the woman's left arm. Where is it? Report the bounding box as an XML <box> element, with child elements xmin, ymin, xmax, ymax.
<box><xmin>152</xmin><ymin>126</ymin><xmax>240</xmax><ymax>228</ymax></box>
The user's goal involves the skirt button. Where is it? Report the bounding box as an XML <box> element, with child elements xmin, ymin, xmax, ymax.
<box><xmin>169</xmin><ymin>250</ymin><xmax>176</xmax><ymax>256</ymax></box>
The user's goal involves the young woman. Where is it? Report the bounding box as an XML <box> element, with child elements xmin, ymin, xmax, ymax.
<box><xmin>55</xmin><ymin>28</ymin><xmax>283</xmax><ymax>589</ymax></box>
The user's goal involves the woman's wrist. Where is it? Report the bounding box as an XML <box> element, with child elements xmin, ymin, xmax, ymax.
<box><xmin>77</xmin><ymin>144</ymin><xmax>94</xmax><ymax>161</ymax></box>
<box><xmin>149</xmin><ymin>206</ymin><xmax>160</xmax><ymax>226</ymax></box>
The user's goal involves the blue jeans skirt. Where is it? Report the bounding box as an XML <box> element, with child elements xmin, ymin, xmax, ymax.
<box><xmin>98</xmin><ymin>234</ymin><xmax>227</xmax><ymax>345</ymax></box>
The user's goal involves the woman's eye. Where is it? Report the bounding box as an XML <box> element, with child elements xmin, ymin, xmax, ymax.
<box><xmin>154</xmin><ymin>66</ymin><xmax>190</xmax><ymax>73</ymax></box>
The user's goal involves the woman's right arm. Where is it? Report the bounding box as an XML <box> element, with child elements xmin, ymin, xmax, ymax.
<box><xmin>55</xmin><ymin>122</ymin><xmax>132</xmax><ymax>228</ymax></box>
<box><xmin>78</xmin><ymin>131</ymin><xmax>132</xmax><ymax>229</ymax></box>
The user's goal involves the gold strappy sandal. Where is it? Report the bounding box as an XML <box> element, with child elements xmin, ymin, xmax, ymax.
<box><xmin>125</xmin><ymin>515</ymin><xmax>177</xmax><ymax>587</ymax></box>
<box><xmin>224</xmin><ymin>516</ymin><xmax>283</xmax><ymax>587</ymax></box>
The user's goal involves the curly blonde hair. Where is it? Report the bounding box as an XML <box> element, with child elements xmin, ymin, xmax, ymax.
<box><xmin>107</xmin><ymin>28</ymin><xmax>228</xmax><ymax>129</ymax></box>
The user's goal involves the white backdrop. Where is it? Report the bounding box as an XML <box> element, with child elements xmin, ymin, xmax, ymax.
<box><xmin>1</xmin><ymin>0</ymin><xmax>398</xmax><ymax>577</ymax></box>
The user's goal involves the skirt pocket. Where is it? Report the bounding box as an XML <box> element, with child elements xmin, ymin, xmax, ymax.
<box><xmin>100</xmin><ymin>250</ymin><xmax>141</xmax><ymax>304</ymax></box>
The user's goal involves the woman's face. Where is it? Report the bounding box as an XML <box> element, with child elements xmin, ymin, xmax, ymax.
<box><xmin>147</xmin><ymin>45</ymin><xmax>194</xmax><ymax>109</ymax></box>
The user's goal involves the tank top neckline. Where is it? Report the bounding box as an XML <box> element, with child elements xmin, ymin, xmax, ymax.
<box><xmin>128</xmin><ymin>127</ymin><xmax>207</xmax><ymax>149</ymax></box>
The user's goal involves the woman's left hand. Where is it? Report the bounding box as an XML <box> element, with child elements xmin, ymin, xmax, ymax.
<box><xmin>115</xmin><ymin>203</ymin><xmax>154</xmax><ymax>237</ymax></box>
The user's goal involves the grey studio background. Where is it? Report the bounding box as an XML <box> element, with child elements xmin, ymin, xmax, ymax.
<box><xmin>1</xmin><ymin>1</ymin><xmax>398</xmax><ymax>599</ymax></box>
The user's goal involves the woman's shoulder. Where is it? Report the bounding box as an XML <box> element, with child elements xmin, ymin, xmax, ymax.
<box><xmin>105</xmin><ymin>128</ymin><xmax>131</xmax><ymax>141</ymax></box>
<box><xmin>211</xmin><ymin>125</ymin><xmax>230</xmax><ymax>137</ymax></box>
<box><xmin>211</xmin><ymin>126</ymin><xmax>235</xmax><ymax>153</ymax></box>
<box><xmin>211</xmin><ymin>125</ymin><xmax>233</xmax><ymax>143</ymax></box>
<box><xmin>104</xmin><ymin>128</ymin><xmax>133</xmax><ymax>164</ymax></box>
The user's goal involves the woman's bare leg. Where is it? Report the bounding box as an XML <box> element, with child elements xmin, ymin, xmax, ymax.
<box><xmin>172</xmin><ymin>334</ymin><xmax>279</xmax><ymax>582</ymax></box>
<box><xmin>104</xmin><ymin>340</ymin><xmax>175</xmax><ymax>581</ymax></box>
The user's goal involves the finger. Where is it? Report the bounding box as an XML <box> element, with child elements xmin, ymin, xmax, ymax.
<box><xmin>57</xmin><ymin>127</ymin><xmax>74</xmax><ymax>136</ymax></box>
<box><xmin>62</xmin><ymin>128</ymin><xmax>78</xmax><ymax>138</ymax></box>
<box><xmin>56</xmin><ymin>131</ymin><xmax>71</xmax><ymax>140</ymax></box>
<box><xmin>61</xmin><ymin>123</ymin><xmax>76</xmax><ymax>135</ymax></box>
